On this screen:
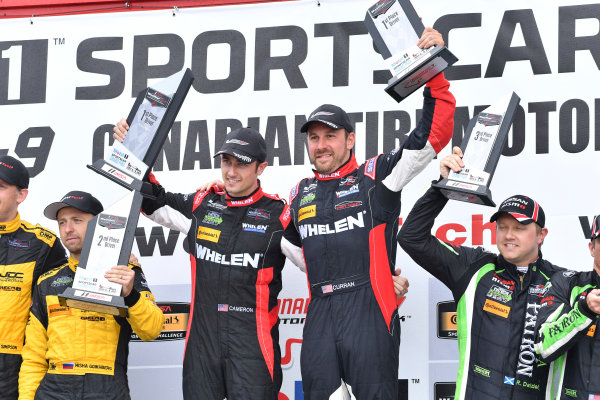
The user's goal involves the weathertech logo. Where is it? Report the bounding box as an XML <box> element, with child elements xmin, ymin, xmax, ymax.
<box><xmin>298</xmin><ymin>205</ymin><xmax>316</xmax><ymax>222</ymax></box>
<box><xmin>483</xmin><ymin>299</ymin><xmax>511</xmax><ymax>318</ymax></box>
<box><xmin>197</xmin><ymin>227</ymin><xmax>221</xmax><ymax>243</ymax></box>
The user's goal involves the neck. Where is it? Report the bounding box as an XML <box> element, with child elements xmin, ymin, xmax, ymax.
<box><xmin>0</xmin><ymin>211</ymin><xmax>18</xmax><ymax>224</ymax></box>
<box><xmin>71</xmin><ymin>253</ymin><xmax>81</xmax><ymax>261</ymax></box>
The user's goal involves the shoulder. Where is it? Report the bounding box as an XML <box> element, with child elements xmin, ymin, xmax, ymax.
<box><xmin>19</xmin><ymin>220</ymin><xmax>59</xmax><ymax>246</ymax></box>
<box><xmin>289</xmin><ymin>177</ymin><xmax>314</xmax><ymax>202</ymax></box>
<box><xmin>37</xmin><ymin>264</ymin><xmax>68</xmax><ymax>286</ymax></box>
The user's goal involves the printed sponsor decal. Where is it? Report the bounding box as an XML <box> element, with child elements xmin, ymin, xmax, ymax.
<box><xmin>486</xmin><ymin>285</ymin><xmax>512</xmax><ymax>303</ymax></box>
<box><xmin>365</xmin><ymin>157</ymin><xmax>377</xmax><ymax>180</ymax></box>
<box><xmin>300</xmin><ymin>192</ymin><xmax>315</xmax><ymax>205</ymax></box>
<box><xmin>474</xmin><ymin>365</ymin><xmax>491</xmax><ymax>378</ymax></box>
<box><xmin>339</xmin><ymin>176</ymin><xmax>356</xmax><ymax>186</ymax></box>
<box><xmin>242</xmin><ymin>223</ymin><xmax>267</xmax><ymax>234</ymax></box>
<box><xmin>207</xmin><ymin>199</ymin><xmax>227</xmax><ymax>210</ymax></box>
<box><xmin>477</xmin><ymin>112</ymin><xmax>502</xmax><ymax>127</ymax></box>
<box><xmin>248</xmin><ymin>208</ymin><xmax>270</xmax><ymax>220</ymax></box>
<box><xmin>101</xmin><ymin>164</ymin><xmax>134</xmax><ymax>184</ymax></box>
<box><xmin>196</xmin><ymin>244</ymin><xmax>262</xmax><ymax>268</ymax></box>
<box><xmin>131</xmin><ymin>302</ymin><xmax>190</xmax><ymax>342</ymax></box>
<box><xmin>197</xmin><ymin>226</ymin><xmax>221</xmax><ymax>243</ymax></box>
<box><xmin>587</xmin><ymin>324</ymin><xmax>596</xmax><ymax>337</ymax></box>
<box><xmin>483</xmin><ymin>299</ymin><xmax>511</xmax><ymax>318</ymax></box>
<box><xmin>232</xmin><ymin>151</ymin><xmax>252</xmax><ymax>163</ymax></box>
<box><xmin>0</xmin><ymin>271</ymin><xmax>24</xmax><ymax>282</ymax></box>
<box><xmin>145</xmin><ymin>87</ymin><xmax>171</xmax><ymax>108</ymax></box>
<box><xmin>98</xmin><ymin>214</ymin><xmax>127</xmax><ymax>230</ymax></box>
<box><xmin>335</xmin><ymin>183</ymin><xmax>359</xmax><ymax>198</ymax></box>
<box><xmin>298</xmin><ymin>205</ymin><xmax>316</xmax><ymax>222</ymax></box>
<box><xmin>202</xmin><ymin>211</ymin><xmax>223</xmax><ymax>226</ymax></box>
<box><xmin>226</xmin><ymin>139</ymin><xmax>248</xmax><ymax>145</ymax></box>
<box><xmin>7</xmin><ymin>238</ymin><xmax>30</xmax><ymax>249</ymax></box>
<box><xmin>51</xmin><ymin>276</ymin><xmax>73</xmax><ymax>287</ymax></box>
<box><xmin>299</xmin><ymin>212</ymin><xmax>364</xmax><ymax>239</ymax></box>
<box><xmin>334</xmin><ymin>201</ymin><xmax>362</xmax><ymax>211</ymax></box>
<box><xmin>317</xmin><ymin>171</ymin><xmax>340</xmax><ymax>179</ymax></box>
<box><xmin>303</xmin><ymin>183</ymin><xmax>317</xmax><ymax>192</ymax></box>
<box><xmin>73</xmin><ymin>290</ymin><xmax>112</xmax><ymax>302</ymax></box>
<box><xmin>437</xmin><ymin>301</ymin><xmax>457</xmax><ymax>339</ymax></box>
<box><xmin>48</xmin><ymin>304</ymin><xmax>72</xmax><ymax>317</ymax></box>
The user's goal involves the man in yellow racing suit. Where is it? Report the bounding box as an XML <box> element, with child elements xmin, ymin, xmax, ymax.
<box><xmin>18</xmin><ymin>190</ymin><xmax>164</xmax><ymax>400</ymax></box>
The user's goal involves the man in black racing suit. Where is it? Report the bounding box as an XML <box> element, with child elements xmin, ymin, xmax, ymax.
<box><xmin>397</xmin><ymin>146</ymin><xmax>564</xmax><ymax>399</ymax></box>
<box><xmin>534</xmin><ymin>215</ymin><xmax>600</xmax><ymax>399</ymax></box>
<box><xmin>283</xmin><ymin>28</ymin><xmax>456</xmax><ymax>399</ymax></box>
<box><xmin>113</xmin><ymin>124</ymin><xmax>305</xmax><ymax>399</ymax></box>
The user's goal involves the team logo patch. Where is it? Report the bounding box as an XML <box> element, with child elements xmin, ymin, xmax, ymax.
<box><xmin>486</xmin><ymin>285</ymin><xmax>512</xmax><ymax>303</ymax></box>
<box><xmin>207</xmin><ymin>199</ymin><xmax>227</xmax><ymax>210</ymax></box>
<box><xmin>339</xmin><ymin>176</ymin><xmax>356</xmax><ymax>186</ymax></box>
<box><xmin>300</xmin><ymin>192</ymin><xmax>316</xmax><ymax>205</ymax></box>
<box><xmin>298</xmin><ymin>205</ymin><xmax>316</xmax><ymax>222</ymax></box>
<box><xmin>51</xmin><ymin>276</ymin><xmax>73</xmax><ymax>287</ymax></box>
<box><xmin>483</xmin><ymin>299</ymin><xmax>510</xmax><ymax>318</ymax></box>
<box><xmin>197</xmin><ymin>227</ymin><xmax>221</xmax><ymax>243</ymax></box>
<box><xmin>7</xmin><ymin>238</ymin><xmax>30</xmax><ymax>249</ymax></box>
<box><xmin>202</xmin><ymin>211</ymin><xmax>223</xmax><ymax>226</ymax></box>
<box><xmin>248</xmin><ymin>208</ymin><xmax>271</xmax><ymax>221</ymax></box>
<box><xmin>303</xmin><ymin>183</ymin><xmax>317</xmax><ymax>192</ymax></box>
<box><xmin>242</xmin><ymin>223</ymin><xmax>267</xmax><ymax>234</ymax></box>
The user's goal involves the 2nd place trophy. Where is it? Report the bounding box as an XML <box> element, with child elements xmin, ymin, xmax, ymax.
<box><xmin>59</xmin><ymin>68</ymin><xmax>194</xmax><ymax>316</ymax></box>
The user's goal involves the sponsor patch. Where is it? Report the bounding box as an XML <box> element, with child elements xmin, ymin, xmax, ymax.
<box><xmin>486</xmin><ymin>285</ymin><xmax>512</xmax><ymax>303</ymax></box>
<box><xmin>51</xmin><ymin>276</ymin><xmax>73</xmax><ymax>287</ymax></box>
<box><xmin>300</xmin><ymin>192</ymin><xmax>315</xmax><ymax>205</ymax></box>
<box><xmin>226</xmin><ymin>139</ymin><xmax>248</xmax><ymax>145</ymax></box>
<box><xmin>483</xmin><ymin>299</ymin><xmax>511</xmax><ymax>318</ymax></box>
<box><xmin>587</xmin><ymin>324</ymin><xmax>597</xmax><ymax>337</ymax></box>
<box><xmin>298</xmin><ymin>205</ymin><xmax>316</xmax><ymax>222</ymax></box>
<box><xmin>339</xmin><ymin>176</ymin><xmax>356</xmax><ymax>186</ymax></box>
<box><xmin>197</xmin><ymin>227</ymin><xmax>221</xmax><ymax>243</ymax></box>
<box><xmin>48</xmin><ymin>304</ymin><xmax>72</xmax><ymax>317</ymax></box>
<box><xmin>7</xmin><ymin>238</ymin><xmax>30</xmax><ymax>249</ymax></box>
<box><xmin>248</xmin><ymin>208</ymin><xmax>270</xmax><ymax>220</ymax></box>
<box><xmin>242</xmin><ymin>223</ymin><xmax>267</xmax><ymax>234</ymax></box>
<box><xmin>335</xmin><ymin>201</ymin><xmax>362</xmax><ymax>211</ymax></box>
<box><xmin>474</xmin><ymin>365</ymin><xmax>491</xmax><ymax>378</ymax></box>
<box><xmin>207</xmin><ymin>199</ymin><xmax>227</xmax><ymax>210</ymax></box>
<box><xmin>563</xmin><ymin>270</ymin><xmax>576</xmax><ymax>278</ymax></box>
<box><xmin>202</xmin><ymin>211</ymin><xmax>223</xmax><ymax>226</ymax></box>
<box><xmin>335</xmin><ymin>184</ymin><xmax>359</xmax><ymax>198</ymax></box>
<box><xmin>303</xmin><ymin>183</ymin><xmax>317</xmax><ymax>193</ymax></box>
<box><xmin>364</xmin><ymin>156</ymin><xmax>377</xmax><ymax>180</ymax></box>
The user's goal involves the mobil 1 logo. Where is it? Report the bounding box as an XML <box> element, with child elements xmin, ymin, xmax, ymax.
<box><xmin>0</xmin><ymin>40</ymin><xmax>48</xmax><ymax>105</ymax></box>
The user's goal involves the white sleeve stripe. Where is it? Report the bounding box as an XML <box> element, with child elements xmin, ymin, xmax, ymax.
<box><xmin>381</xmin><ymin>142</ymin><xmax>436</xmax><ymax>192</ymax></box>
<box><xmin>281</xmin><ymin>237</ymin><xmax>306</xmax><ymax>272</ymax></box>
<box><xmin>145</xmin><ymin>206</ymin><xmax>191</xmax><ymax>234</ymax></box>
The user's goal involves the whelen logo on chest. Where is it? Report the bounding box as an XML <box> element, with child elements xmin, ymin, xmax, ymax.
<box><xmin>196</xmin><ymin>244</ymin><xmax>262</xmax><ymax>268</ymax></box>
<box><xmin>298</xmin><ymin>212</ymin><xmax>365</xmax><ymax>239</ymax></box>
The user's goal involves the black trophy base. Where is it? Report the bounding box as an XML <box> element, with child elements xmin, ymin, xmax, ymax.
<box><xmin>433</xmin><ymin>179</ymin><xmax>496</xmax><ymax>207</ymax></box>
<box><xmin>385</xmin><ymin>46</ymin><xmax>458</xmax><ymax>103</ymax></box>
<box><xmin>59</xmin><ymin>287</ymin><xmax>128</xmax><ymax>317</ymax></box>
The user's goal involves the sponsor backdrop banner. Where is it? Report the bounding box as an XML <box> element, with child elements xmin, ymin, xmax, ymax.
<box><xmin>2</xmin><ymin>0</ymin><xmax>598</xmax><ymax>398</ymax></box>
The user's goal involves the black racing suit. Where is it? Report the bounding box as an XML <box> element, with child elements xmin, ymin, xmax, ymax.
<box><xmin>534</xmin><ymin>269</ymin><xmax>600</xmax><ymax>399</ymax></box>
<box><xmin>142</xmin><ymin>179</ymin><xmax>301</xmax><ymax>400</ymax></box>
<box><xmin>18</xmin><ymin>257</ymin><xmax>164</xmax><ymax>400</ymax></box>
<box><xmin>398</xmin><ymin>185</ymin><xmax>564</xmax><ymax>400</ymax></box>
<box><xmin>283</xmin><ymin>74</ymin><xmax>455</xmax><ymax>399</ymax></box>
<box><xmin>0</xmin><ymin>213</ymin><xmax>66</xmax><ymax>400</ymax></box>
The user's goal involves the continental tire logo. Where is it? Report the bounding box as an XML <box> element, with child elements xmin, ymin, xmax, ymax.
<box><xmin>197</xmin><ymin>226</ymin><xmax>221</xmax><ymax>243</ymax></box>
<box><xmin>483</xmin><ymin>299</ymin><xmax>511</xmax><ymax>318</ymax></box>
<box><xmin>298</xmin><ymin>205</ymin><xmax>316</xmax><ymax>222</ymax></box>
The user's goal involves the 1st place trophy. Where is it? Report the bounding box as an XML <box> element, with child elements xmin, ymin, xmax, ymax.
<box><xmin>59</xmin><ymin>69</ymin><xmax>194</xmax><ymax>316</ymax></box>
<box><xmin>364</xmin><ymin>0</ymin><xmax>458</xmax><ymax>102</ymax></box>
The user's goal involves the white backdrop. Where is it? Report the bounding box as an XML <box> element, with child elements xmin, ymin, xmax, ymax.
<box><xmin>2</xmin><ymin>0</ymin><xmax>599</xmax><ymax>398</ymax></box>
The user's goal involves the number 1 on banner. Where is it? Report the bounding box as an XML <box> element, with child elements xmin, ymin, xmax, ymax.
<box><xmin>2</xmin><ymin>45</ymin><xmax>22</xmax><ymax>101</ymax></box>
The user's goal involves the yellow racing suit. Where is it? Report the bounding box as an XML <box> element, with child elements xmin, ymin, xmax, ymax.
<box><xmin>0</xmin><ymin>213</ymin><xmax>66</xmax><ymax>400</ymax></box>
<box><xmin>18</xmin><ymin>256</ymin><xmax>164</xmax><ymax>400</ymax></box>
